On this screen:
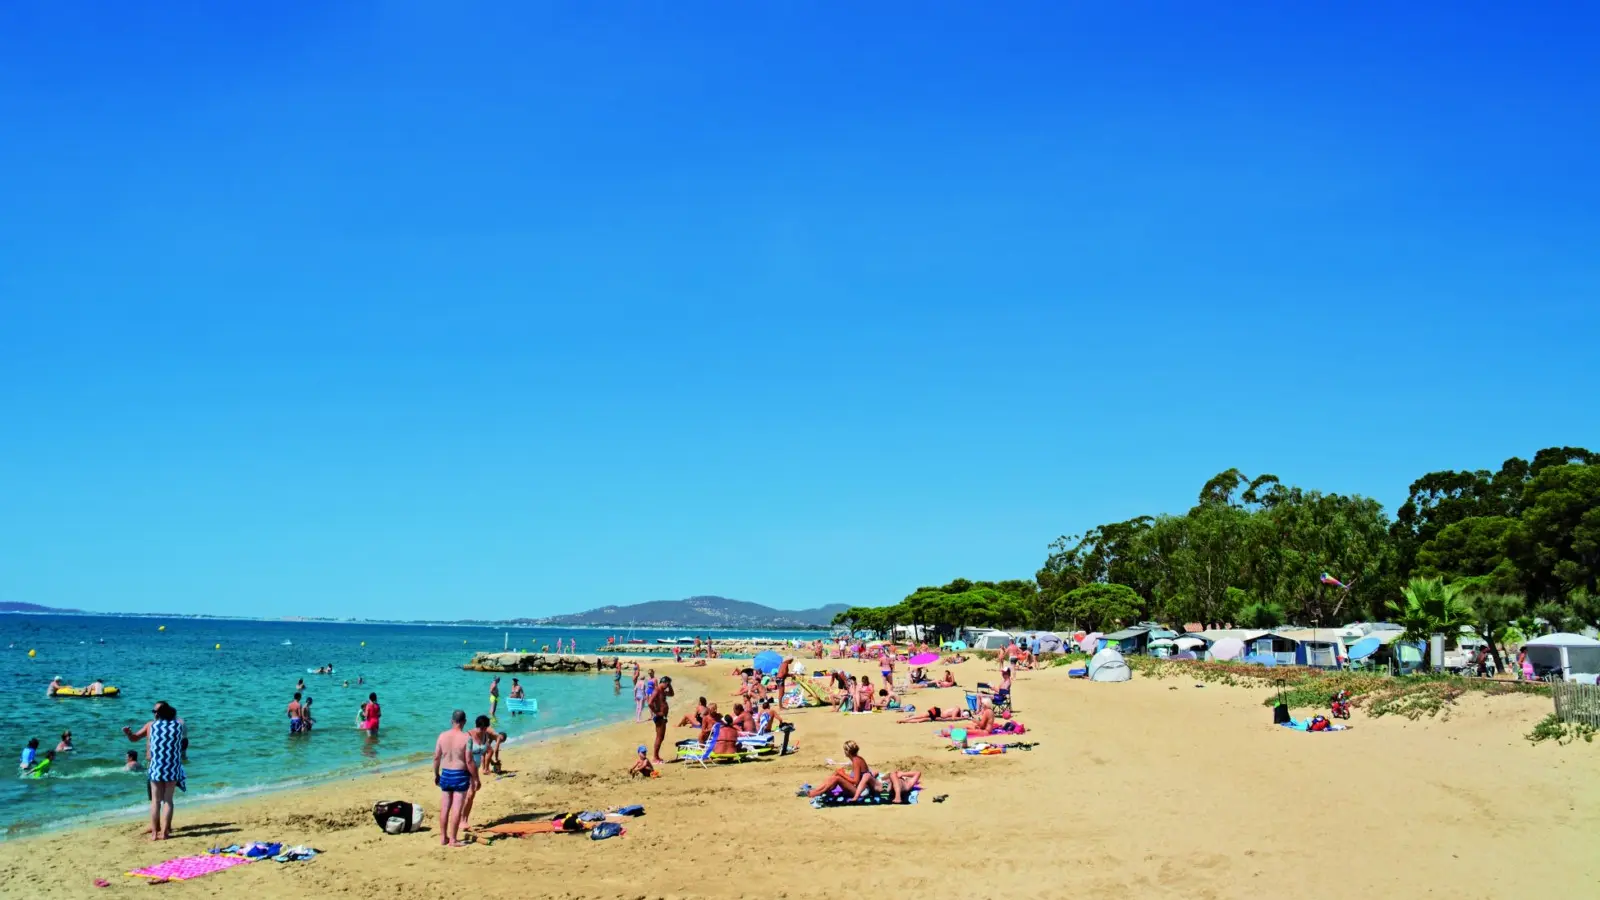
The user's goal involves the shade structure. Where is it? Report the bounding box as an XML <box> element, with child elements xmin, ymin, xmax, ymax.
<box><xmin>908</xmin><ymin>652</ymin><xmax>940</xmax><ymax>666</ymax></box>
<box><xmin>1241</xmin><ymin>653</ymin><xmax>1276</xmax><ymax>667</ymax></box>
<box><xmin>1347</xmin><ymin>637</ymin><xmax>1382</xmax><ymax>661</ymax></box>
<box><xmin>942</xmin><ymin>640</ymin><xmax>968</xmax><ymax>651</ymax></box>
<box><xmin>751</xmin><ymin>651</ymin><xmax>783</xmax><ymax>674</ymax></box>
<box><xmin>1209</xmin><ymin>638</ymin><xmax>1245</xmax><ymax>661</ymax></box>
<box><xmin>1174</xmin><ymin>637</ymin><xmax>1206</xmax><ymax>651</ymax></box>
<box><xmin>1088</xmin><ymin>648</ymin><xmax>1131</xmax><ymax>682</ymax></box>
<box><xmin>1078</xmin><ymin>632</ymin><xmax>1103</xmax><ymax>654</ymax></box>
<box><xmin>1148</xmin><ymin>638</ymin><xmax>1177</xmax><ymax>649</ymax></box>
<box><xmin>1524</xmin><ymin>633</ymin><xmax>1600</xmax><ymax>648</ymax></box>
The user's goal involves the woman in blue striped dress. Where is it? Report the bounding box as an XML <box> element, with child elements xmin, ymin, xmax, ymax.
<box><xmin>123</xmin><ymin>701</ymin><xmax>187</xmax><ymax>841</ymax></box>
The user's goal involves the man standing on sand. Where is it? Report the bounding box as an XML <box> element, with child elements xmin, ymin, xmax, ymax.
<box><xmin>433</xmin><ymin>710</ymin><xmax>477</xmax><ymax>847</ymax></box>
<box><xmin>287</xmin><ymin>692</ymin><xmax>305</xmax><ymax>734</ymax></box>
<box><xmin>648</xmin><ymin>675</ymin><xmax>675</xmax><ymax>763</ymax></box>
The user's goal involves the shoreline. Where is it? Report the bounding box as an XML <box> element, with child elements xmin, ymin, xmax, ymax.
<box><xmin>3</xmin><ymin>658</ymin><xmax>1597</xmax><ymax>899</ymax></box>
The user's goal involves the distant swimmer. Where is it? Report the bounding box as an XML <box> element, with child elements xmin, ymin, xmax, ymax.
<box><xmin>125</xmin><ymin>750</ymin><xmax>141</xmax><ymax>771</ymax></box>
<box><xmin>296</xmin><ymin>678</ymin><xmax>306</xmax><ymax>693</ymax></box>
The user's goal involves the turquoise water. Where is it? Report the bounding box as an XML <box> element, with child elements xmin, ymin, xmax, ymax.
<box><xmin>1</xmin><ymin>614</ymin><xmax>816</xmax><ymax>838</ymax></box>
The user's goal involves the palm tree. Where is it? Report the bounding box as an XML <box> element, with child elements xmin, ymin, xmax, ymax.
<box><xmin>1386</xmin><ymin>577</ymin><xmax>1472</xmax><ymax>647</ymax></box>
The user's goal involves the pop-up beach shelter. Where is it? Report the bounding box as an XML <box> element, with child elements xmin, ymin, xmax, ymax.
<box><xmin>1088</xmin><ymin>648</ymin><xmax>1131</xmax><ymax>682</ymax></box>
<box><xmin>1209</xmin><ymin>638</ymin><xmax>1246</xmax><ymax>661</ymax></box>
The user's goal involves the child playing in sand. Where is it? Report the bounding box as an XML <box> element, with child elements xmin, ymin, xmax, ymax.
<box><xmin>629</xmin><ymin>745</ymin><xmax>656</xmax><ymax>778</ymax></box>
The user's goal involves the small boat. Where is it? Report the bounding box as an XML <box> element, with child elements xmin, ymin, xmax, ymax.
<box><xmin>282</xmin><ymin>640</ymin><xmax>293</xmax><ymax>646</ymax></box>
<box><xmin>655</xmin><ymin>638</ymin><xmax>677</xmax><ymax>645</ymax></box>
<box><xmin>626</xmin><ymin>639</ymin><xmax>646</xmax><ymax>645</ymax></box>
<box><xmin>54</xmin><ymin>686</ymin><xmax>120</xmax><ymax>698</ymax></box>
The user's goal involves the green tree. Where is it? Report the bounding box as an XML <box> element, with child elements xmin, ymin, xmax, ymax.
<box><xmin>1061</xmin><ymin>583</ymin><xmax>1142</xmax><ymax>631</ymax></box>
<box><xmin>1414</xmin><ymin>515</ymin><xmax>1521</xmax><ymax>595</ymax></box>
<box><xmin>1385</xmin><ymin>577</ymin><xmax>1472</xmax><ymax>650</ymax></box>
<box><xmin>1511</xmin><ymin>462</ymin><xmax>1600</xmax><ymax>602</ymax></box>
<box><xmin>1463</xmin><ymin>591</ymin><xmax>1524</xmax><ymax>672</ymax></box>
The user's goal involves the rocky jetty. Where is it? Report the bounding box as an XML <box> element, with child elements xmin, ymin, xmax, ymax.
<box><xmin>462</xmin><ymin>652</ymin><xmax>605</xmax><ymax>673</ymax></box>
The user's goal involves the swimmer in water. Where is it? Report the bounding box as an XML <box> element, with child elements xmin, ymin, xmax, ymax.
<box><xmin>125</xmin><ymin>750</ymin><xmax>141</xmax><ymax>771</ymax></box>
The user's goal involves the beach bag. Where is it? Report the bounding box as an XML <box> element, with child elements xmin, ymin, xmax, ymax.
<box><xmin>590</xmin><ymin>822</ymin><xmax>624</xmax><ymax>840</ymax></box>
<box><xmin>373</xmin><ymin>800</ymin><xmax>422</xmax><ymax>834</ymax></box>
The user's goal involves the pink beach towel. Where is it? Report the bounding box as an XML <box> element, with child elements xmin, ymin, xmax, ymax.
<box><xmin>128</xmin><ymin>855</ymin><xmax>254</xmax><ymax>882</ymax></box>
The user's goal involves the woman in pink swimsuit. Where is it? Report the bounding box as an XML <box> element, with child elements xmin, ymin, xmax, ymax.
<box><xmin>359</xmin><ymin>692</ymin><xmax>381</xmax><ymax>731</ymax></box>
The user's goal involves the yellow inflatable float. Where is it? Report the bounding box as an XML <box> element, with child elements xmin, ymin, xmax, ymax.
<box><xmin>53</xmin><ymin>686</ymin><xmax>120</xmax><ymax>698</ymax></box>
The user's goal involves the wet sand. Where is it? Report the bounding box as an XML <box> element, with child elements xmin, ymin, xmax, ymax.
<box><xmin>2</xmin><ymin>655</ymin><xmax>1596</xmax><ymax>899</ymax></box>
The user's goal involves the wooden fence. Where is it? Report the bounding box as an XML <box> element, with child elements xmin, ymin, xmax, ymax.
<box><xmin>1549</xmin><ymin>679</ymin><xmax>1600</xmax><ymax>728</ymax></box>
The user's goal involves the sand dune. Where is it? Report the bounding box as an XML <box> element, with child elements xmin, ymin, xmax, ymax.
<box><xmin>2</xmin><ymin>655</ymin><xmax>1595</xmax><ymax>899</ymax></box>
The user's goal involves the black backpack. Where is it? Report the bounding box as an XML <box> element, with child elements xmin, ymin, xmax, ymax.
<box><xmin>373</xmin><ymin>800</ymin><xmax>418</xmax><ymax>833</ymax></box>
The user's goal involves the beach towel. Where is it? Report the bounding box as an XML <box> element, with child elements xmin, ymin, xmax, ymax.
<box><xmin>809</xmin><ymin>788</ymin><xmax>920</xmax><ymax>808</ymax></box>
<box><xmin>1281</xmin><ymin>719</ymin><xmax>1349</xmax><ymax>733</ymax></box>
<box><xmin>128</xmin><ymin>855</ymin><xmax>254</xmax><ymax>882</ymax></box>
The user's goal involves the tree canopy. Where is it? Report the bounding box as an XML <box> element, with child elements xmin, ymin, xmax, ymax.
<box><xmin>829</xmin><ymin>447</ymin><xmax>1595</xmax><ymax>646</ymax></box>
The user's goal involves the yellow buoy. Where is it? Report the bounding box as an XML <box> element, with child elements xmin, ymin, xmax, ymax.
<box><xmin>28</xmin><ymin>649</ymin><xmax>36</xmax><ymax>658</ymax></box>
<box><xmin>360</xmin><ymin>641</ymin><xmax>366</xmax><ymax>647</ymax></box>
<box><xmin>158</xmin><ymin>625</ymin><xmax>166</xmax><ymax>632</ymax></box>
<box><xmin>215</xmin><ymin>643</ymin><xmax>221</xmax><ymax>650</ymax></box>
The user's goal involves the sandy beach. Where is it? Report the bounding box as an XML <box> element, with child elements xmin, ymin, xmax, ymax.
<box><xmin>3</xmin><ymin>655</ymin><xmax>1596</xmax><ymax>899</ymax></box>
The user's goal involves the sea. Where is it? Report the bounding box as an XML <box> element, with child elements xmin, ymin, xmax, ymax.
<box><xmin>1</xmin><ymin>614</ymin><xmax>818</xmax><ymax>839</ymax></box>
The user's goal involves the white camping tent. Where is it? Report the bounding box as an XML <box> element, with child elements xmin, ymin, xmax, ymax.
<box><xmin>1523</xmin><ymin>633</ymin><xmax>1600</xmax><ymax>681</ymax></box>
<box><xmin>1088</xmin><ymin>648</ymin><xmax>1131</xmax><ymax>682</ymax></box>
<box><xmin>975</xmin><ymin>631</ymin><xmax>1014</xmax><ymax>651</ymax></box>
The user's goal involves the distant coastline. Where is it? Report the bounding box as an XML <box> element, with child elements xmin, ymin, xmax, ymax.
<box><xmin>0</xmin><ymin>608</ymin><xmax>834</xmax><ymax>631</ymax></box>
<box><xmin>1</xmin><ymin>594</ymin><xmax>843</xmax><ymax>630</ymax></box>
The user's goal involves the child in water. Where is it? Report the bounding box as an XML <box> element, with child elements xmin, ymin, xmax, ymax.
<box><xmin>28</xmin><ymin>750</ymin><xmax>55</xmax><ymax>778</ymax></box>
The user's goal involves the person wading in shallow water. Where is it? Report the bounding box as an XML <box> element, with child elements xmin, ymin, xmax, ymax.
<box><xmin>647</xmin><ymin>675</ymin><xmax>675</xmax><ymax>764</ymax></box>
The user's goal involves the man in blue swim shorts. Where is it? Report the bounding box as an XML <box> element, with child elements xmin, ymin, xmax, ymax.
<box><xmin>433</xmin><ymin>709</ymin><xmax>478</xmax><ymax>847</ymax></box>
<box><xmin>287</xmin><ymin>692</ymin><xmax>304</xmax><ymax>734</ymax></box>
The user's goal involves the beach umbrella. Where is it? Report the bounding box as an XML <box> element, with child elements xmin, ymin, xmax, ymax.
<box><xmin>1347</xmin><ymin>637</ymin><xmax>1381</xmax><ymax>661</ymax></box>
<box><xmin>751</xmin><ymin>651</ymin><xmax>783</xmax><ymax>674</ymax></box>
<box><xmin>1209</xmin><ymin>638</ymin><xmax>1245</xmax><ymax>661</ymax></box>
<box><xmin>1077</xmin><ymin>632</ymin><xmax>1103</xmax><ymax>654</ymax></box>
<box><xmin>1174</xmin><ymin>637</ymin><xmax>1205</xmax><ymax>651</ymax></box>
<box><xmin>908</xmin><ymin>652</ymin><xmax>939</xmax><ymax>666</ymax></box>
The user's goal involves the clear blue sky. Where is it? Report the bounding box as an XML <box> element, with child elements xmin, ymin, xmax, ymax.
<box><xmin>2</xmin><ymin>3</ymin><xmax>1596</xmax><ymax>618</ymax></box>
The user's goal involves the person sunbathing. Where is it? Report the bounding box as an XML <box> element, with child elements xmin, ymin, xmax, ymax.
<box><xmin>938</xmin><ymin>706</ymin><xmax>995</xmax><ymax>736</ymax></box>
<box><xmin>677</xmin><ymin>697</ymin><xmax>708</xmax><ymax>728</ymax></box>
<box><xmin>885</xmin><ymin>770</ymin><xmax>922</xmax><ymax>803</ymax></box>
<box><xmin>804</xmin><ymin>741</ymin><xmax>874</xmax><ymax>798</ymax></box>
<box><xmin>910</xmin><ymin>667</ymin><xmax>929</xmax><ymax>683</ymax></box>
<box><xmin>935</xmin><ymin>670</ymin><xmax>957</xmax><ymax>687</ymax></box>
<box><xmin>897</xmin><ymin>706</ymin><xmax>967</xmax><ymax>723</ymax></box>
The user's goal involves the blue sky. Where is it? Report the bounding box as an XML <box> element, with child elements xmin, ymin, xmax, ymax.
<box><xmin>2</xmin><ymin>3</ymin><xmax>1596</xmax><ymax>618</ymax></box>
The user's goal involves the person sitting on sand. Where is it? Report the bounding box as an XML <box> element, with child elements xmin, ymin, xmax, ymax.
<box><xmin>678</xmin><ymin>696</ymin><xmax>708</xmax><ymax>728</ymax></box>
<box><xmin>756</xmin><ymin>699</ymin><xmax>780</xmax><ymax>734</ymax></box>
<box><xmin>697</xmin><ymin>703</ymin><xmax>720</xmax><ymax>745</ymax></box>
<box><xmin>732</xmin><ymin>703</ymin><xmax>756</xmax><ymax>734</ymax></box>
<box><xmin>125</xmin><ymin>750</ymin><xmax>141</xmax><ymax>771</ymax></box>
<box><xmin>897</xmin><ymin>705</ymin><xmax>967</xmax><ymax>723</ymax></box>
<box><xmin>804</xmin><ymin>741</ymin><xmax>874</xmax><ymax>799</ymax></box>
<box><xmin>629</xmin><ymin>745</ymin><xmax>656</xmax><ymax>778</ymax></box>
<box><xmin>711</xmin><ymin>716</ymin><xmax>740</xmax><ymax>755</ymax></box>
<box><xmin>829</xmin><ymin>676</ymin><xmax>858</xmax><ymax>711</ymax></box>
<box><xmin>855</xmin><ymin>676</ymin><xmax>874</xmax><ymax>711</ymax></box>
<box><xmin>936</xmin><ymin>670</ymin><xmax>958</xmax><ymax>688</ymax></box>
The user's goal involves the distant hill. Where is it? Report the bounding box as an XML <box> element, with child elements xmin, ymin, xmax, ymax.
<box><xmin>0</xmin><ymin>602</ymin><xmax>81</xmax><ymax>614</ymax></box>
<box><xmin>532</xmin><ymin>596</ymin><xmax>848</xmax><ymax>629</ymax></box>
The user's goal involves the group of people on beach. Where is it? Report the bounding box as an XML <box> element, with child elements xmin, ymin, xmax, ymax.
<box><xmin>431</xmin><ymin>701</ymin><xmax>508</xmax><ymax>847</ymax></box>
